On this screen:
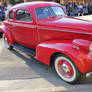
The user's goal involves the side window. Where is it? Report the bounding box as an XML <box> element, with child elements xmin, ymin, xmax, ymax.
<box><xmin>16</xmin><ymin>10</ymin><xmax>33</xmax><ymax>22</ymax></box>
<box><xmin>9</xmin><ymin>11</ymin><xmax>14</xmax><ymax>19</ymax></box>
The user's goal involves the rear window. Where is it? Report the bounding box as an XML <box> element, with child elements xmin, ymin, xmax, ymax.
<box><xmin>16</xmin><ymin>10</ymin><xmax>33</xmax><ymax>22</ymax></box>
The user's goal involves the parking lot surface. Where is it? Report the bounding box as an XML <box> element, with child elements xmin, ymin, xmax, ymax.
<box><xmin>0</xmin><ymin>16</ymin><xmax>92</xmax><ymax>92</ymax></box>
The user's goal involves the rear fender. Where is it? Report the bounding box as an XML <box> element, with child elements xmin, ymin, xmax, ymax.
<box><xmin>0</xmin><ymin>25</ymin><xmax>14</xmax><ymax>44</ymax></box>
<box><xmin>35</xmin><ymin>40</ymin><xmax>91</xmax><ymax>74</ymax></box>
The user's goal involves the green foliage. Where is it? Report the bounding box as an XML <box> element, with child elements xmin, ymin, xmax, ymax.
<box><xmin>3</xmin><ymin>2</ymin><xmax>7</xmax><ymax>7</ymax></box>
<box><xmin>9</xmin><ymin>0</ymin><xmax>23</xmax><ymax>4</ymax></box>
<box><xmin>9</xmin><ymin>0</ymin><xmax>15</xmax><ymax>5</ymax></box>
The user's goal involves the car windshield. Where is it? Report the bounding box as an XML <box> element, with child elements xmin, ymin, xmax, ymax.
<box><xmin>35</xmin><ymin>6</ymin><xmax>65</xmax><ymax>20</ymax></box>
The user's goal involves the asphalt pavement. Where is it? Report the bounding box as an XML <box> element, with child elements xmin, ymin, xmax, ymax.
<box><xmin>0</xmin><ymin>16</ymin><xmax>92</xmax><ymax>92</ymax></box>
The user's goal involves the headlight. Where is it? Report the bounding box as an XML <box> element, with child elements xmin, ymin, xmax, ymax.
<box><xmin>89</xmin><ymin>44</ymin><xmax>92</xmax><ymax>52</ymax></box>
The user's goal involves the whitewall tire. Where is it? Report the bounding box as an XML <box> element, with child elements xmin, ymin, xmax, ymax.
<box><xmin>3</xmin><ymin>34</ymin><xmax>13</xmax><ymax>50</ymax></box>
<box><xmin>54</xmin><ymin>55</ymin><xmax>81</xmax><ymax>83</ymax></box>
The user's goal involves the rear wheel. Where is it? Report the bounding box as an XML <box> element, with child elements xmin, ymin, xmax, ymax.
<box><xmin>3</xmin><ymin>34</ymin><xmax>13</xmax><ymax>50</ymax></box>
<box><xmin>54</xmin><ymin>55</ymin><xmax>82</xmax><ymax>83</ymax></box>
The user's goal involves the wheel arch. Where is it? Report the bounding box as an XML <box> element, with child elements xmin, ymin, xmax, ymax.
<box><xmin>49</xmin><ymin>49</ymin><xmax>91</xmax><ymax>74</ymax></box>
<box><xmin>50</xmin><ymin>52</ymin><xmax>65</xmax><ymax>65</ymax></box>
<box><xmin>0</xmin><ymin>26</ymin><xmax>14</xmax><ymax>45</ymax></box>
<box><xmin>50</xmin><ymin>52</ymin><xmax>78</xmax><ymax>67</ymax></box>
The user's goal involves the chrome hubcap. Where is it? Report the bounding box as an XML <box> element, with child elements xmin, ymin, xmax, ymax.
<box><xmin>61</xmin><ymin>63</ymin><xmax>70</xmax><ymax>74</ymax></box>
<box><xmin>57</xmin><ymin>59</ymin><xmax>74</xmax><ymax>78</ymax></box>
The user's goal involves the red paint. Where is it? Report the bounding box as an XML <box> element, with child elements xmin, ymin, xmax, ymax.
<box><xmin>35</xmin><ymin>40</ymin><xmax>92</xmax><ymax>73</ymax></box>
<box><xmin>0</xmin><ymin>2</ymin><xmax>92</xmax><ymax>74</ymax></box>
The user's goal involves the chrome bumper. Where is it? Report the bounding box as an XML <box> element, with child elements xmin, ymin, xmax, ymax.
<box><xmin>86</xmin><ymin>72</ymin><xmax>92</xmax><ymax>78</ymax></box>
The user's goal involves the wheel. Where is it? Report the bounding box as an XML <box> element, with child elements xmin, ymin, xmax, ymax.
<box><xmin>3</xmin><ymin>34</ymin><xmax>13</xmax><ymax>50</ymax></box>
<box><xmin>54</xmin><ymin>55</ymin><xmax>82</xmax><ymax>83</ymax></box>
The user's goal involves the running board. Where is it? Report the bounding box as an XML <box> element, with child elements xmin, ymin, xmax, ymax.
<box><xmin>11</xmin><ymin>43</ymin><xmax>36</xmax><ymax>57</ymax></box>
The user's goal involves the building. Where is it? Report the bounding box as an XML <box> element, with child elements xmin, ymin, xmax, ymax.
<box><xmin>1</xmin><ymin>0</ymin><xmax>9</xmax><ymax>4</ymax></box>
<box><xmin>60</xmin><ymin>0</ymin><xmax>92</xmax><ymax>6</ymax></box>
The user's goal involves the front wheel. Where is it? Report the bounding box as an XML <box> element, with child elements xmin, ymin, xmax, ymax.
<box><xmin>54</xmin><ymin>55</ymin><xmax>82</xmax><ymax>83</ymax></box>
<box><xmin>3</xmin><ymin>34</ymin><xmax>13</xmax><ymax>50</ymax></box>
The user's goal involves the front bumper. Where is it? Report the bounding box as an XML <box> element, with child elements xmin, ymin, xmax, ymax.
<box><xmin>86</xmin><ymin>72</ymin><xmax>92</xmax><ymax>78</ymax></box>
<box><xmin>87</xmin><ymin>52</ymin><xmax>92</xmax><ymax>67</ymax></box>
<box><xmin>78</xmin><ymin>52</ymin><xmax>92</xmax><ymax>73</ymax></box>
<box><xmin>86</xmin><ymin>52</ymin><xmax>92</xmax><ymax>72</ymax></box>
<box><xmin>86</xmin><ymin>53</ymin><xmax>92</xmax><ymax>77</ymax></box>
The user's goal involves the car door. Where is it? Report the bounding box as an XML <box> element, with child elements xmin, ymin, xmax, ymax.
<box><xmin>12</xmin><ymin>9</ymin><xmax>37</xmax><ymax>48</ymax></box>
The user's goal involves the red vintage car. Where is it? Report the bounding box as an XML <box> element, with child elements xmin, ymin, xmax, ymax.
<box><xmin>0</xmin><ymin>2</ymin><xmax>92</xmax><ymax>83</ymax></box>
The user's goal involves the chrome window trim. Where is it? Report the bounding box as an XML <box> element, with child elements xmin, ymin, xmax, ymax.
<box><xmin>38</xmin><ymin>26</ymin><xmax>92</xmax><ymax>35</ymax></box>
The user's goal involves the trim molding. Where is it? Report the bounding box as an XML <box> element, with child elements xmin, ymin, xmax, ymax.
<box><xmin>38</xmin><ymin>26</ymin><xmax>92</xmax><ymax>35</ymax></box>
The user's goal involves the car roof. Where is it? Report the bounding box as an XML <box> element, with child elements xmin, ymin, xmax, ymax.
<box><xmin>11</xmin><ymin>1</ymin><xmax>61</xmax><ymax>9</ymax></box>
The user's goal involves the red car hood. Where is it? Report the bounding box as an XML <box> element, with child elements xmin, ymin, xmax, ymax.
<box><xmin>39</xmin><ymin>16</ymin><xmax>92</xmax><ymax>35</ymax></box>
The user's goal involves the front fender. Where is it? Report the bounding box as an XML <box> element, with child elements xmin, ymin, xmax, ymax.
<box><xmin>35</xmin><ymin>40</ymin><xmax>92</xmax><ymax>74</ymax></box>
